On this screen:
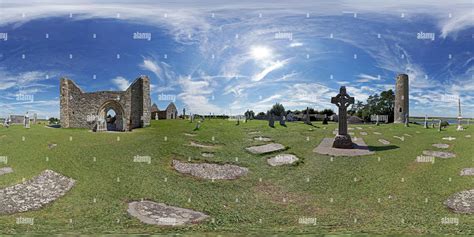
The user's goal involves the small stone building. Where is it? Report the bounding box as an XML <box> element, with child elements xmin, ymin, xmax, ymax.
<box><xmin>158</xmin><ymin>102</ymin><xmax>178</xmax><ymax>119</ymax></box>
<box><xmin>60</xmin><ymin>75</ymin><xmax>151</xmax><ymax>131</ymax></box>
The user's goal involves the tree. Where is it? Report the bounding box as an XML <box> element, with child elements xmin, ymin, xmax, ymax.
<box><xmin>320</xmin><ymin>109</ymin><xmax>335</xmax><ymax>116</ymax></box>
<box><xmin>270</xmin><ymin>103</ymin><xmax>286</xmax><ymax>116</ymax></box>
<box><xmin>349</xmin><ymin>89</ymin><xmax>395</xmax><ymax>122</ymax></box>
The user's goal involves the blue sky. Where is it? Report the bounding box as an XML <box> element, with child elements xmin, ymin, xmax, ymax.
<box><xmin>0</xmin><ymin>0</ymin><xmax>473</xmax><ymax>118</ymax></box>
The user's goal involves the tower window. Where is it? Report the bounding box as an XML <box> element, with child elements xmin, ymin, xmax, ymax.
<box><xmin>399</xmin><ymin>108</ymin><xmax>402</xmax><ymax>112</ymax></box>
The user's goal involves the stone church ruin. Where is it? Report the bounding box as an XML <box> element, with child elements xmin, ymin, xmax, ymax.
<box><xmin>60</xmin><ymin>76</ymin><xmax>151</xmax><ymax>132</ymax></box>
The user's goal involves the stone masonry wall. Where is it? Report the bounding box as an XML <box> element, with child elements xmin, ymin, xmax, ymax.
<box><xmin>60</xmin><ymin>76</ymin><xmax>151</xmax><ymax>131</ymax></box>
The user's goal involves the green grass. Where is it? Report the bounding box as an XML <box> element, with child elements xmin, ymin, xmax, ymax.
<box><xmin>0</xmin><ymin>119</ymin><xmax>472</xmax><ymax>235</ymax></box>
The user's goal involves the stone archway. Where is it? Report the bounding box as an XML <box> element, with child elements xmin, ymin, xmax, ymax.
<box><xmin>98</xmin><ymin>100</ymin><xmax>125</xmax><ymax>131</ymax></box>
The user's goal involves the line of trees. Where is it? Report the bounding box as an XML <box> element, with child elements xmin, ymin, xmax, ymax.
<box><xmin>348</xmin><ymin>89</ymin><xmax>395</xmax><ymax>122</ymax></box>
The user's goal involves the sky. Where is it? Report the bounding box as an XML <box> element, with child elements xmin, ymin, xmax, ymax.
<box><xmin>0</xmin><ymin>0</ymin><xmax>473</xmax><ymax>119</ymax></box>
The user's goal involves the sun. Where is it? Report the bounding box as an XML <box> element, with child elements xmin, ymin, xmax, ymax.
<box><xmin>250</xmin><ymin>46</ymin><xmax>272</xmax><ymax>60</ymax></box>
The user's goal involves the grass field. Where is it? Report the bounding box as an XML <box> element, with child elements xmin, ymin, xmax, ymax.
<box><xmin>0</xmin><ymin>119</ymin><xmax>472</xmax><ymax>235</ymax></box>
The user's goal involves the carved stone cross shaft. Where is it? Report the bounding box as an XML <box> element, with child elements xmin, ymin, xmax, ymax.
<box><xmin>331</xmin><ymin>86</ymin><xmax>354</xmax><ymax>136</ymax></box>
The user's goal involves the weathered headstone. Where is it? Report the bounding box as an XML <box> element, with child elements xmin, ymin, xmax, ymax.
<box><xmin>279</xmin><ymin>115</ymin><xmax>286</xmax><ymax>126</ymax></box>
<box><xmin>24</xmin><ymin>112</ymin><xmax>30</xmax><ymax>129</ymax></box>
<box><xmin>331</xmin><ymin>86</ymin><xmax>355</xmax><ymax>149</ymax></box>
<box><xmin>376</xmin><ymin>114</ymin><xmax>380</xmax><ymax>126</ymax></box>
<box><xmin>183</xmin><ymin>108</ymin><xmax>186</xmax><ymax>118</ymax></box>
<box><xmin>323</xmin><ymin>114</ymin><xmax>328</xmax><ymax>124</ymax></box>
<box><xmin>268</xmin><ymin>112</ymin><xmax>275</xmax><ymax>128</ymax></box>
<box><xmin>424</xmin><ymin>115</ymin><xmax>428</xmax><ymax>128</ymax></box>
<box><xmin>457</xmin><ymin>98</ymin><xmax>464</xmax><ymax>131</ymax></box>
<box><xmin>194</xmin><ymin>121</ymin><xmax>201</xmax><ymax>130</ymax></box>
<box><xmin>438</xmin><ymin>120</ymin><xmax>442</xmax><ymax>132</ymax></box>
<box><xmin>304</xmin><ymin>107</ymin><xmax>311</xmax><ymax>125</ymax></box>
<box><xmin>404</xmin><ymin>113</ymin><xmax>409</xmax><ymax>127</ymax></box>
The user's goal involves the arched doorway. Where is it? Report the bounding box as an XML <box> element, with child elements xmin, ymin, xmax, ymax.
<box><xmin>98</xmin><ymin>101</ymin><xmax>125</xmax><ymax>131</ymax></box>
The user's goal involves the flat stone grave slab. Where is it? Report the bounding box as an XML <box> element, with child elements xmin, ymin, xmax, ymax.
<box><xmin>267</xmin><ymin>154</ymin><xmax>299</xmax><ymax>166</ymax></box>
<box><xmin>466</xmin><ymin>135</ymin><xmax>471</xmax><ymax>138</ymax></box>
<box><xmin>378</xmin><ymin>139</ymin><xmax>390</xmax><ymax>145</ymax></box>
<box><xmin>253</xmin><ymin>136</ymin><xmax>272</xmax><ymax>142</ymax></box>
<box><xmin>444</xmin><ymin>189</ymin><xmax>474</xmax><ymax>214</ymax></box>
<box><xmin>248</xmin><ymin>131</ymin><xmax>261</xmax><ymax>135</ymax></box>
<box><xmin>422</xmin><ymin>150</ymin><xmax>456</xmax><ymax>159</ymax></box>
<box><xmin>0</xmin><ymin>167</ymin><xmax>13</xmax><ymax>176</ymax></box>
<box><xmin>184</xmin><ymin>133</ymin><xmax>197</xmax><ymax>137</ymax></box>
<box><xmin>172</xmin><ymin>160</ymin><xmax>248</xmax><ymax>180</ymax></box>
<box><xmin>189</xmin><ymin>141</ymin><xmax>216</xmax><ymax>149</ymax></box>
<box><xmin>246</xmin><ymin>143</ymin><xmax>286</xmax><ymax>154</ymax></box>
<box><xmin>460</xmin><ymin>168</ymin><xmax>474</xmax><ymax>176</ymax></box>
<box><xmin>373</xmin><ymin>132</ymin><xmax>382</xmax><ymax>135</ymax></box>
<box><xmin>313</xmin><ymin>137</ymin><xmax>375</xmax><ymax>157</ymax></box>
<box><xmin>432</xmin><ymin>143</ymin><xmax>449</xmax><ymax>149</ymax></box>
<box><xmin>128</xmin><ymin>201</ymin><xmax>209</xmax><ymax>226</ymax></box>
<box><xmin>442</xmin><ymin>137</ymin><xmax>456</xmax><ymax>141</ymax></box>
<box><xmin>201</xmin><ymin>152</ymin><xmax>214</xmax><ymax>158</ymax></box>
<box><xmin>360</xmin><ymin>132</ymin><xmax>367</xmax><ymax>136</ymax></box>
<box><xmin>0</xmin><ymin>170</ymin><xmax>75</xmax><ymax>214</ymax></box>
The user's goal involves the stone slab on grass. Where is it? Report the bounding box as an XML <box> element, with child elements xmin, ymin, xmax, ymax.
<box><xmin>313</xmin><ymin>138</ymin><xmax>375</xmax><ymax>157</ymax></box>
<box><xmin>444</xmin><ymin>189</ymin><xmax>474</xmax><ymax>214</ymax></box>
<box><xmin>172</xmin><ymin>160</ymin><xmax>248</xmax><ymax>180</ymax></box>
<box><xmin>128</xmin><ymin>201</ymin><xmax>209</xmax><ymax>226</ymax></box>
<box><xmin>267</xmin><ymin>154</ymin><xmax>299</xmax><ymax>166</ymax></box>
<box><xmin>378</xmin><ymin>139</ymin><xmax>390</xmax><ymax>145</ymax></box>
<box><xmin>253</xmin><ymin>136</ymin><xmax>272</xmax><ymax>142</ymax></box>
<box><xmin>245</xmin><ymin>143</ymin><xmax>285</xmax><ymax>154</ymax></box>
<box><xmin>0</xmin><ymin>167</ymin><xmax>13</xmax><ymax>176</ymax></box>
<box><xmin>189</xmin><ymin>141</ymin><xmax>216</xmax><ymax>149</ymax></box>
<box><xmin>201</xmin><ymin>152</ymin><xmax>214</xmax><ymax>158</ymax></box>
<box><xmin>422</xmin><ymin>150</ymin><xmax>456</xmax><ymax>159</ymax></box>
<box><xmin>460</xmin><ymin>168</ymin><xmax>474</xmax><ymax>176</ymax></box>
<box><xmin>0</xmin><ymin>170</ymin><xmax>75</xmax><ymax>214</ymax></box>
<box><xmin>432</xmin><ymin>143</ymin><xmax>449</xmax><ymax>149</ymax></box>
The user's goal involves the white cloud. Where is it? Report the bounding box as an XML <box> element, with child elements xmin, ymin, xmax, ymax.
<box><xmin>440</xmin><ymin>10</ymin><xmax>474</xmax><ymax>38</ymax></box>
<box><xmin>140</xmin><ymin>59</ymin><xmax>161</xmax><ymax>78</ymax></box>
<box><xmin>251</xmin><ymin>59</ymin><xmax>288</xmax><ymax>81</ymax></box>
<box><xmin>356</xmin><ymin>74</ymin><xmax>381</xmax><ymax>83</ymax></box>
<box><xmin>111</xmin><ymin>76</ymin><xmax>130</xmax><ymax>90</ymax></box>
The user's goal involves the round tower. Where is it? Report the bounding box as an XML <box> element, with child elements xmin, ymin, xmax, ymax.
<box><xmin>394</xmin><ymin>74</ymin><xmax>409</xmax><ymax>123</ymax></box>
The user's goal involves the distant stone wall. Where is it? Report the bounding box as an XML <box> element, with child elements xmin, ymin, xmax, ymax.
<box><xmin>60</xmin><ymin>76</ymin><xmax>151</xmax><ymax>131</ymax></box>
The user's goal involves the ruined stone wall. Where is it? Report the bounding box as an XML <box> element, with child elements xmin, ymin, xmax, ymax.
<box><xmin>394</xmin><ymin>74</ymin><xmax>409</xmax><ymax>123</ymax></box>
<box><xmin>60</xmin><ymin>76</ymin><xmax>151</xmax><ymax>131</ymax></box>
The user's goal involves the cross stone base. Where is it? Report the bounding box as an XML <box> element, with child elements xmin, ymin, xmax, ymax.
<box><xmin>332</xmin><ymin>134</ymin><xmax>354</xmax><ymax>149</ymax></box>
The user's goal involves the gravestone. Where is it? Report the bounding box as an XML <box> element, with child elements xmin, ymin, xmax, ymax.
<box><xmin>268</xmin><ymin>112</ymin><xmax>275</xmax><ymax>128</ymax></box>
<box><xmin>24</xmin><ymin>112</ymin><xmax>30</xmax><ymax>129</ymax></box>
<box><xmin>438</xmin><ymin>120</ymin><xmax>442</xmax><ymax>132</ymax></box>
<box><xmin>404</xmin><ymin>113</ymin><xmax>409</xmax><ymax>127</ymax></box>
<box><xmin>424</xmin><ymin>115</ymin><xmax>428</xmax><ymax>129</ymax></box>
<box><xmin>431</xmin><ymin>119</ymin><xmax>435</xmax><ymax>128</ymax></box>
<box><xmin>457</xmin><ymin>98</ymin><xmax>464</xmax><ymax>131</ymax></box>
<box><xmin>194</xmin><ymin>121</ymin><xmax>201</xmax><ymax>130</ymax></box>
<box><xmin>331</xmin><ymin>86</ymin><xmax>355</xmax><ymax>148</ymax></box>
<box><xmin>304</xmin><ymin>107</ymin><xmax>311</xmax><ymax>125</ymax></box>
<box><xmin>33</xmin><ymin>113</ymin><xmax>37</xmax><ymax>124</ymax></box>
<box><xmin>322</xmin><ymin>117</ymin><xmax>328</xmax><ymax>124</ymax></box>
<box><xmin>183</xmin><ymin>108</ymin><xmax>186</xmax><ymax>118</ymax></box>
<box><xmin>279</xmin><ymin>115</ymin><xmax>286</xmax><ymax>126</ymax></box>
<box><xmin>376</xmin><ymin>114</ymin><xmax>380</xmax><ymax>126</ymax></box>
